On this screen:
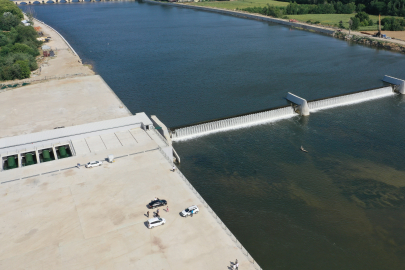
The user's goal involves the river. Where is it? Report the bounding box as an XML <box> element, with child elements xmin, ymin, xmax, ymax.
<box><xmin>22</xmin><ymin>2</ymin><xmax>405</xmax><ymax>269</ymax></box>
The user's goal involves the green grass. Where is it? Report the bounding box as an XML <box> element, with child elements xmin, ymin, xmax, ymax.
<box><xmin>187</xmin><ymin>0</ymin><xmax>289</xmax><ymax>10</ymax></box>
<box><xmin>283</xmin><ymin>14</ymin><xmax>397</xmax><ymax>31</ymax></box>
<box><xmin>186</xmin><ymin>2</ymin><xmax>402</xmax><ymax>31</ymax></box>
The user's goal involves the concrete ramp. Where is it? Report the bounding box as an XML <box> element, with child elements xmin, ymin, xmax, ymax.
<box><xmin>286</xmin><ymin>92</ymin><xmax>310</xmax><ymax>116</ymax></box>
<box><xmin>383</xmin><ymin>75</ymin><xmax>405</xmax><ymax>94</ymax></box>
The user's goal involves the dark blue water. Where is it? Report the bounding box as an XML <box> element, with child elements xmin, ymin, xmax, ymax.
<box><xmin>23</xmin><ymin>2</ymin><xmax>405</xmax><ymax>269</ymax></box>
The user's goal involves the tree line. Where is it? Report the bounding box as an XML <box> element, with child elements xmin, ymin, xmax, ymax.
<box><xmin>0</xmin><ymin>0</ymin><xmax>41</xmax><ymax>81</ymax></box>
<box><xmin>278</xmin><ymin>0</ymin><xmax>405</xmax><ymax>16</ymax></box>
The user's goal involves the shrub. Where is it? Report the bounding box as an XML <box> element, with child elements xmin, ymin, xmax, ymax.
<box><xmin>15</xmin><ymin>60</ymin><xmax>31</xmax><ymax>78</ymax></box>
<box><xmin>0</xmin><ymin>0</ymin><xmax>40</xmax><ymax>81</ymax></box>
<box><xmin>350</xmin><ymin>17</ymin><xmax>360</xmax><ymax>30</ymax></box>
<box><xmin>242</xmin><ymin>5</ymin><xmax>284</xmax><ymax>18</ymax></box>
<box><xmin>382</xmin><ymin>17</ymin><xmax>405</xmax><ymax>31</ymax></box>
<box><xmin>0</xmin><ymin>32</ymin><xmax>8</xmax><ymax>46</ymax></box>
<box><xmin>0</xmin><ymin>12</ymin><xmax>21</xmax><ymax>31</ymax></box>
<box><xmin>356</xmin><ymin>4</ymin><xmax>366</xmax><ymax>13</ymax></box>
<box><xmin>10</xmin><ymin>43</ymin><xmax>38</xmax><ymax>56</ymax></box>
<box><xmin>0</xmin><ymin>0</ymin><xmax>24</xmax><ymax>19</ymax></box>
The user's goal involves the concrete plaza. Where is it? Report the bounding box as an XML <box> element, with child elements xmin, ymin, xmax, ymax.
<box><xmin>0</xmin><ymin>75</ymin><xmax>131</xmax><ymax>139</ymax></box>
<box><xmin>0</xmin><ymin>130</ymin><xmax>256</xmax><ymax>269</ymax></box>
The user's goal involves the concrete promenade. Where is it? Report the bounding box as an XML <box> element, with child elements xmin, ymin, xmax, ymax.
<box><xmin>0</xmin><ymin>127</ymin><xmax>257</xmax><ymax>270</ymax></box>
<box><xmin>0</xmin><ymin>75</ymin><xmax>131</xmax><ymax>138</ymax></box>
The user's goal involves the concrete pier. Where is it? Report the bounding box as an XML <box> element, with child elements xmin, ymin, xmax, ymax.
<box><xmin>382</xmin><ymin>75</ymin><xmax>405</xmax><ymax>94</ymax></box>
<box><xmin>286</xmin><ymin>92</ymin><xmax>310</xmax><ymax>116</ymax></box>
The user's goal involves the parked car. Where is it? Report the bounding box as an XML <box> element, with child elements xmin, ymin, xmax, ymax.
<box><xmin>147</xmin><ymin>217</ymin><xmax>166</xmax><ymax>229</ymax></box>
<box><xmin>181</xmin><ymin>205</ymin><xmax>199</xmax><ymax>217</ymax></box>
<box><xmin>85</xmin><ymin>160</ymin><xmax>103</xmax><ymax>168</ymax></box>
<box><xmin>148</xmin><ymin>199</ymin><xmax>168</xmax><ymax>209</ymax></box>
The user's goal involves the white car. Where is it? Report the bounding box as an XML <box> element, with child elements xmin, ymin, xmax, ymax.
<box><xmin>181</xmin><ymin>205</ymin><xmax>199</xmax><ymax>217</ymax></box>
<box><xmin>147</xmin><ymin>217</ymin><xmax>166</xmax><ymax>229</ymax></box>
<box><xmin>85</xmin><ymin>161</ymin><xmax>103</xmax><ymax>168</ymax></box>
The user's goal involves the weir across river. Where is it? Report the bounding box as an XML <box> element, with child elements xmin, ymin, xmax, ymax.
<box><xmin>170</xmin><ymin>76</ymin><xmax>404</xmax><ymax>141</ymax></box>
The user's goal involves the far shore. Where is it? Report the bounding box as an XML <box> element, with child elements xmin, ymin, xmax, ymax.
<box><xmin>144</xmin><ymin>0</ymin><xmax>405</xmax><ymax>54</ymax></box>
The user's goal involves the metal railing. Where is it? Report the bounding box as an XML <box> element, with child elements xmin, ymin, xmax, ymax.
<box><xmin>156</xmin><ymin>146</ymin><xmax>262</xmax><ymax>270</ymax></box>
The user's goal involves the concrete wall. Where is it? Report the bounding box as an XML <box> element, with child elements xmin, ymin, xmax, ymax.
<box><xmin>286</xmin><ymin>92</ymin><xmax>310</xmax><ymax>116</ymax></box>
<box><xmin>383</xmin><ymin>75</ymin><xmax>405</xmax><ymax>94</ymax></box>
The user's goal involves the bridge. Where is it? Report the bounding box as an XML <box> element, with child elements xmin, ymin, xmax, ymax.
<box><xmin>12</xmin><ymin>0</ymin><xmax>135</xmax><ymax>5</ymax></box>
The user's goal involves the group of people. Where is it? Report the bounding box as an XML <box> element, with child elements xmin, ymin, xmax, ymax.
<box><xmin>232</xmin><ymin>259</ymin><xmax>239</xmax><ymax>269</ymax></box>
<box><xmin>146</xmin><ymin>197</ymin><xmax>168</xmax><ymax>218</ymax></box>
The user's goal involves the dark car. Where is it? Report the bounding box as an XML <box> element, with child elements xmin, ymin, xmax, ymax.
<box><xmin>148</xmin><ymin>199</ymin><xmax>167</xmax><ymax>209</ymax></box>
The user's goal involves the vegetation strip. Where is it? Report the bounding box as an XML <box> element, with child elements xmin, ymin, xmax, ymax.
<box><xmin>0</xmin><ymin>0</ymin><xmax>41</xmax><ymax>81</ymax></box>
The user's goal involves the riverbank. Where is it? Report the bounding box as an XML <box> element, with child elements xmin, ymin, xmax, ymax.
<box><xmin>144</xmin><ymin>0</ymin><xmax>405</xmax><ymax>54</ymax></box>
<box><xmin>0</xmin><ymin>14</ymin><xmax>93</xmax><ymax>88</ymax></box>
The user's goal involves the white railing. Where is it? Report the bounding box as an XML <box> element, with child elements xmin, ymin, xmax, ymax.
<box><xmin>172</xmin><ymin>106</ymin><xmax>295</xmax><ymax>141</ymax></box>
<box><xmin>308</xmin><ymin>86</ymin><xmax>394</xmax><ymax>111</ymax></box>
<box><xmin>156</xmin><ymin>146</ymin><xmax>263</xmax><ymax>270</ymax></box>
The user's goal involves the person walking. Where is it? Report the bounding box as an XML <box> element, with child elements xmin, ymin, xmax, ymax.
<box><xmin>166</xmin><ymin>206</ymin><xmax>169</xmax><ymax>212</ymax></box>
<box><xmin>157</xmin><ymin>209</ymin><xmax>159</xmax><ymax>216</ymax></box>
<box><xmin>77</xmin><ymin>163</ymin><xmax>80</xmax><ymax>169</ymax></box>
<box><xmin>172</xmin><ymin>165</ymin><xmax>176</xmax><ymax>172</ymax></box>
<box><xmin>191</xmin><ymin>209</ymin><xmax>194</xmax><ymax>217</ymax></box>
<box><xmin>146</xmin><ymin>211</ymin><xmax>149</xmax><ymax>218</ymax></box>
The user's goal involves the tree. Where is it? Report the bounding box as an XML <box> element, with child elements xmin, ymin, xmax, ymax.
<box><xmin>356</xmin><ymin>4</ymin><xmax>366</xmax><ymax>12</ymax></box>
<box><xmin>355</xmin><ymin>11</ymin><xmax>370</xmax><ymax>26</ymax></box>
<box><xmin>25</xmin><ymin>6</ymin><xmax>36</xmax><ymax>23</ymax></box>
<box><xmin>0</xmin><ymin>0</ymin><xmax>24</xmax><ymax>19</ymax></box>
<box><xmin>355</xmin><ymin>11</ymin><xmax>370</xmax><ymax>22</ymax></box>
<box><xmin>0</xmin><ymin>12</ymin><xmax>20</xmax><ymax>31</ymax></box>
<box><xmin>350</xmin><ymin>17</ymin><xmax>360</xmax><ymax>30</ymax></box>
<box><xmin>11</xmin><ymin>43</ymin><xmax>37</xmax><ymax>56</ymax></box>
<box><xmin>15</xmin><ymin>60</ymin><xmax>30</xmax><ymax>79</ymax></box>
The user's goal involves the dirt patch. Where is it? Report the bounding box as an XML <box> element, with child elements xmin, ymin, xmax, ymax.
<box><xmin>362</xmin><ymin>31</ymin><xmax>405</xmax><ymax>41</ymax></box>
<box><xmin>63</xmin><ymin>169</ymin><xmax>76</xmax><ymax>177</ymax></box>
<box><xmin>152</xmin><ymin>236</ymin><xmax>166</xmax><ymax>251</ymax></box>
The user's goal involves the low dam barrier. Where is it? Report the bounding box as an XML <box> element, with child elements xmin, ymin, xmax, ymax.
<box><xmin>172</xmin><ymin>76</ymin><xmax>402</xmax><ymax>141</ymax></box>
<box><xmin>171</xmin><ymin>106</ymin><xmax>295</xmax><ymax>141</ymax></box>
<box><xmin>308</xmin><ymin>86</ymin><xmax>394</xmax><ymax>112</ymax></box>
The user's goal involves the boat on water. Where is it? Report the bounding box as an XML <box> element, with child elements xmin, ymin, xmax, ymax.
<box><xmin>300</xmin><ymin>146</ymin><xmax>308</xmax><ymax>153</ymax></box>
